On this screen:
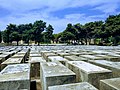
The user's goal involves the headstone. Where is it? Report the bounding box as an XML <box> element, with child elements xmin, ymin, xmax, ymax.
<box><xmin>80</xmin><ymin>55</ymin><xmax>106</xmax><ymax>60</ymax></box>
<box><xmin>43</xmin><ymin>53</ymin><xmax>57</xmax><ymax>60</ymax></box>
<box><xmin>0</xmin><ymin>64</ymin><xmax>30</xmax><ymax>90</ymax></box>
<box><xmin>100</xmin><ymin>78</ymin><xmax>120</xmax><ymax>90</ymax></box>
<box><xmin>30</xmin><ymin>53</ymin><xmax>41</xmax><ymax>57</ymax></box>
<box><xmin>64</xmin><ymin>55</ymin><xmax>87</xmax><ymax>61</ymax></box>
<box><xmin>40</xmin><ymin>62</ymin><xmax>76</xmax><ymax>90</ymax></box>
<box><xmin>57</xmin><ymin>52</ymin><xmax>71</xmax><ymax>57</ymax></box>
<box><xmin>48</xmin><ymin>82</ymin><xmax>98</xmax><ymax>90</ymax></box>
<box><xmin>48</xmin><ymin>56</ymin><xmax>68</xmax><ymax>65</ymax></box>
<box><xmin>89</xmin><ymin>60</ymin><xmax>120</xmax><ymax>77</ymax></box>
<box><xmin>0</xmin><ymin>54</ymin><xmax>9</xmax><ymax>60</ymax></box>
<box><xmin>1</xmin><ymin>58</ymin><xmax>23</xmax><ymax>70</ymax></box>
<box><xmin>67</xmin><ymin>61</ymin><xmax>112</xmax><ymax>88</ymax></box>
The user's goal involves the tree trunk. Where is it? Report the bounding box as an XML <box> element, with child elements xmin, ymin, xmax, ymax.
<box><xmin>85</xmin><ymin>37</ymin><xmax>87</xmax><ymax>45</ymax></box>
<box><xmin>88</xmin><ymin>38</ymin><xmax>91</xmax><ymax>45</ymax></box>
<box><xmin>80</xmin><ymin>39</ymin><xmax>82</xmax><ymax>45</ymax></box>
<box><xmin>38</xmin><ymin>42</ymin><xmax>40</xmax><ymax>45</ymax></box>
<box><xmin>17</xmin><ymin>41</ymin><xmax>19</xmax><ymax>46</ymax></box>
<box><xmin>28</xmin><ymin>42</ymin><xmax>29</xmax><ymax>46</ymax></box>
<box><xmin>35</xmin><ymin>41</ymin><xmax>37</xmax><ymax>44</ymax></box>
<box><xmin>94</xmin><ymin>38</ymin><xmax>96</xmax><ymax>45</ymax></box>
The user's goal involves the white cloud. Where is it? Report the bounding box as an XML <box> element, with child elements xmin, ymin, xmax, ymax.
<box><xmin>94</xmin><ymin>4</ymin><xmax>118</xmax><ymax>14</ymax></box>
<box><xmin>1</xmin><ymin>0</ymin><xmax>120</xmax><ymax>13</ymax></box>
<box><xmin>0</xmin><ymin>0</ymin><xmax>120</xmax><ymax>33</ymax></box>
<box><xmin>0</xmin><ymin>12</ymin><xmax>104</xmax><ymax>33</ymax></box>
<box><xmin>65</xmin><ymin>14</ymin><xmax>85</xmax><ymax>20</ymax></box>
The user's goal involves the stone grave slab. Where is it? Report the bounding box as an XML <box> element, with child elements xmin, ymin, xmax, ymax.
<box><xmin>0</xmin><ymin>54</ymin><xmax>10</xmax><ymax>60</ymax></box>
<box><xmin>48</xmin><ymin>82</ymin><xmax>98</xmax><ymax>90</ymax></box>
<box><xmin>80</xmin><ymin>55</ymin><xmax>106</xmax><ymax>60</ymax></box>
<box><xmin>57</xmin><ymin>52</ymin><xmax>71</xmax><ymax>57</ymax></box>
<box><xmin>0</xmin><ymin>64</ymin><xmax>30</xmax><ymax>90</ymax></box>
<box><xmin>89</xmin><ymin>60</ymin><xmax>120</xmax><ymax>77</ymax></box>
<box><xmin>67</xmin><ymin>61</ymin><xmax>112</xmax><ymax>88</ymax></box>
<box><xmin>43</xmin><ymin>53</ymin><xmax>57</xmax><ymax>60</ymax></box>
<box><xmin>40</xmin><ymin>62</ymin><xmax>76</xmax><ymax>90</ymax></box>
<box><xmin>100</xmin><ymin>78</ymin><xmax>120</xmax><ymax>90</ymax></box>
<box><xmin>48</xmin><ymin>56</ymin><xmax>68</xmax><ymax>65</ymax></box>
<box><xmin>64</xmin><ymin>55</ymin><xmax>87</xmax><ymax>61</ymax></box>
<box><xmin>1</xmin><ymin>58</ymin><xmax>23</xmax><ymax>70</ymax></box>
<box><xmin>30</xmin><ymin>53</ymin><xmax>41</xmax><ymax>57</ymax></box>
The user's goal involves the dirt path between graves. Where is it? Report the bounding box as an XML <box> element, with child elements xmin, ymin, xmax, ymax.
<box><xmin>36</xmin><ymin>80</ymin><xmax>42</xmax><ymax>90</ymax></box>
<box><xmin>31</xmin><ymin>77</ymin><xmax>42</xmax><ymax>90</ymax></box>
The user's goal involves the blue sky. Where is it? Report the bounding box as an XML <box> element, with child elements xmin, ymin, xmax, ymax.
<box><xmin>0</xmin><ymin>0</ymin><xmax>120</xmax><ymax>33</ymax></box>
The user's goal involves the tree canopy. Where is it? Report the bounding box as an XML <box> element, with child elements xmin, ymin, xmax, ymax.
<box><xmin>1</xmin><ymin>13</ymin><xmax>120</xmax><ymax>46</ymax></box>
<box><xmin>2</xmin><ymin>20</ymin><xmax>53</xmax><ymax>45</ymax></box>
<box><xmin>57</xmin><ymin>14</ymin><xmax>120</xmax><ymax>45</ymax></box>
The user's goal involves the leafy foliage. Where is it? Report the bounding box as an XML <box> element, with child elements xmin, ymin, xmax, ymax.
<box><xmin>1</xmin><ymin>13</ymin><xmax>120</xmax><ymax>46</ymax></box>
<box><xmin>43</xmin><ymin>24</ymin><xmax>54</xmax><ymax>43</ymax></box>
<box><xmin>2</xmin><ymin>20</ymin><xmax>53</xmax><ymax>45</ymax></box>
<box><xmin>57</xmin><ymin>14</ymin><xmax>120</xmax><ymax>45</ymax></box>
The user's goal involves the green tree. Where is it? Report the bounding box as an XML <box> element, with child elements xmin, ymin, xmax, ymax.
<box><xmin>18</xmin><ymin>24</ymin><xmax>26</xmax><ymax>34</ymax></box>
<box><xmin>17</xmin><ymin>23</ymin><xmax>33</xmax><ymax>34</ymax></box>
<box><xmin>60</xmin><ymin>31</ymin><xmax>75</xmax><ymax>44</ymax></box>
<box><xmin>5</xmin><ymin>24</ymin><xmax>18</xmax><ymax>44</ymax></box>
<box><xmin>65</xmin><ymin>23</ymin><xmax>78</xmax><ymax>36</ymax></box>
<box><xmin>10</xmin><ymin>31</ymin><xmax>21</xmax><ymax>46</ymax></box>
<box><xmin>83</xmin><ymin>21</ymin><xmax>104</xmax><ymax>45</ymax></box>
<box><xmin>64</xmin><ymin>23</ymin><xmax>78</xmax><ymax>43</ymax></box>
<box><xmin>84</xmin><ymin>22</ymin><xmax>95</xmax><ymax>44</ymax></box>
<box><xmin>6</xmin><ymin>24</ymin><xmax>18</xmax><ymax>32</ymax></box>
<box><xmin>73</xmin><ymin>23</ymin><xmax>84</xmax><ymax>44</ymax></box>
<box><xmin>105</xmin><ymin>14</ymin><xmax>120</xmax><ymax>45</ymax></box>
<box><xmin>91</xmin><ymin>21</ymin><xmax>104</xmax><ymax>44</ymax></box>
<box><xmin>44</xmin><ymin>24</ymin><xmax>54</xmax><ymax>43</ymax></box>
<box><xmin>53</xmin><ymin>33</ymin><xmax>62</xmax><ymax>43</ymax></box>
<box><xmin>33</xmin><ymin>20</ymin><xmax>46</xmax><ymax>45</ymax></box>
<box><xmin>22</xmin><ymin>29</ymin><xmax>34</xmax><ymax>45</ymax></box>
<box><xmin>3</xmin><ymin>30</ymin><xmax>9</xmax><ymax>43</ymax></box>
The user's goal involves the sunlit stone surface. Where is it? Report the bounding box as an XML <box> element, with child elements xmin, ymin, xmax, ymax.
<box><xmin>67</xmin><ymin>61</ymin><xmax>112</xmax><ymax>88</ymax></box>
<box><xmin>100</xmin><ymin>78</ymin><xmax>120</xmax><ymax>90</ymax></box>
<box><xmin>0</xmin><ymin>64</ymin><xmax>30</xmax><ymax>90</ymax></box>
<box><xmin>0</xmin><ymin>45</ymin><xmax>120</xmax><ymax>90</ymax></box>
<box><xmin>40</xmin><ymin>62</ymin><xmax>76</xmax><ymax>90</ymax></box>
<box><xmin>48</xmin><ymin>56</ymin><xmax>68</xmax><ymax>65</ymax></box>
<box><xmin>48</xmin><ymin>82</ymin><xmax>98</xmax><ymax>90</ymax></box>
<box><xmin>89</xmin><ymin>60</ymin><xmax>120</xmax><ymax>77</ymax></box>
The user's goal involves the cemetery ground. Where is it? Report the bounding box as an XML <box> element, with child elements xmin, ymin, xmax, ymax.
<box><xmin>1</xmin><ymin>45</ymin><xmax>120</xmax><ymax>90</ymax></box>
